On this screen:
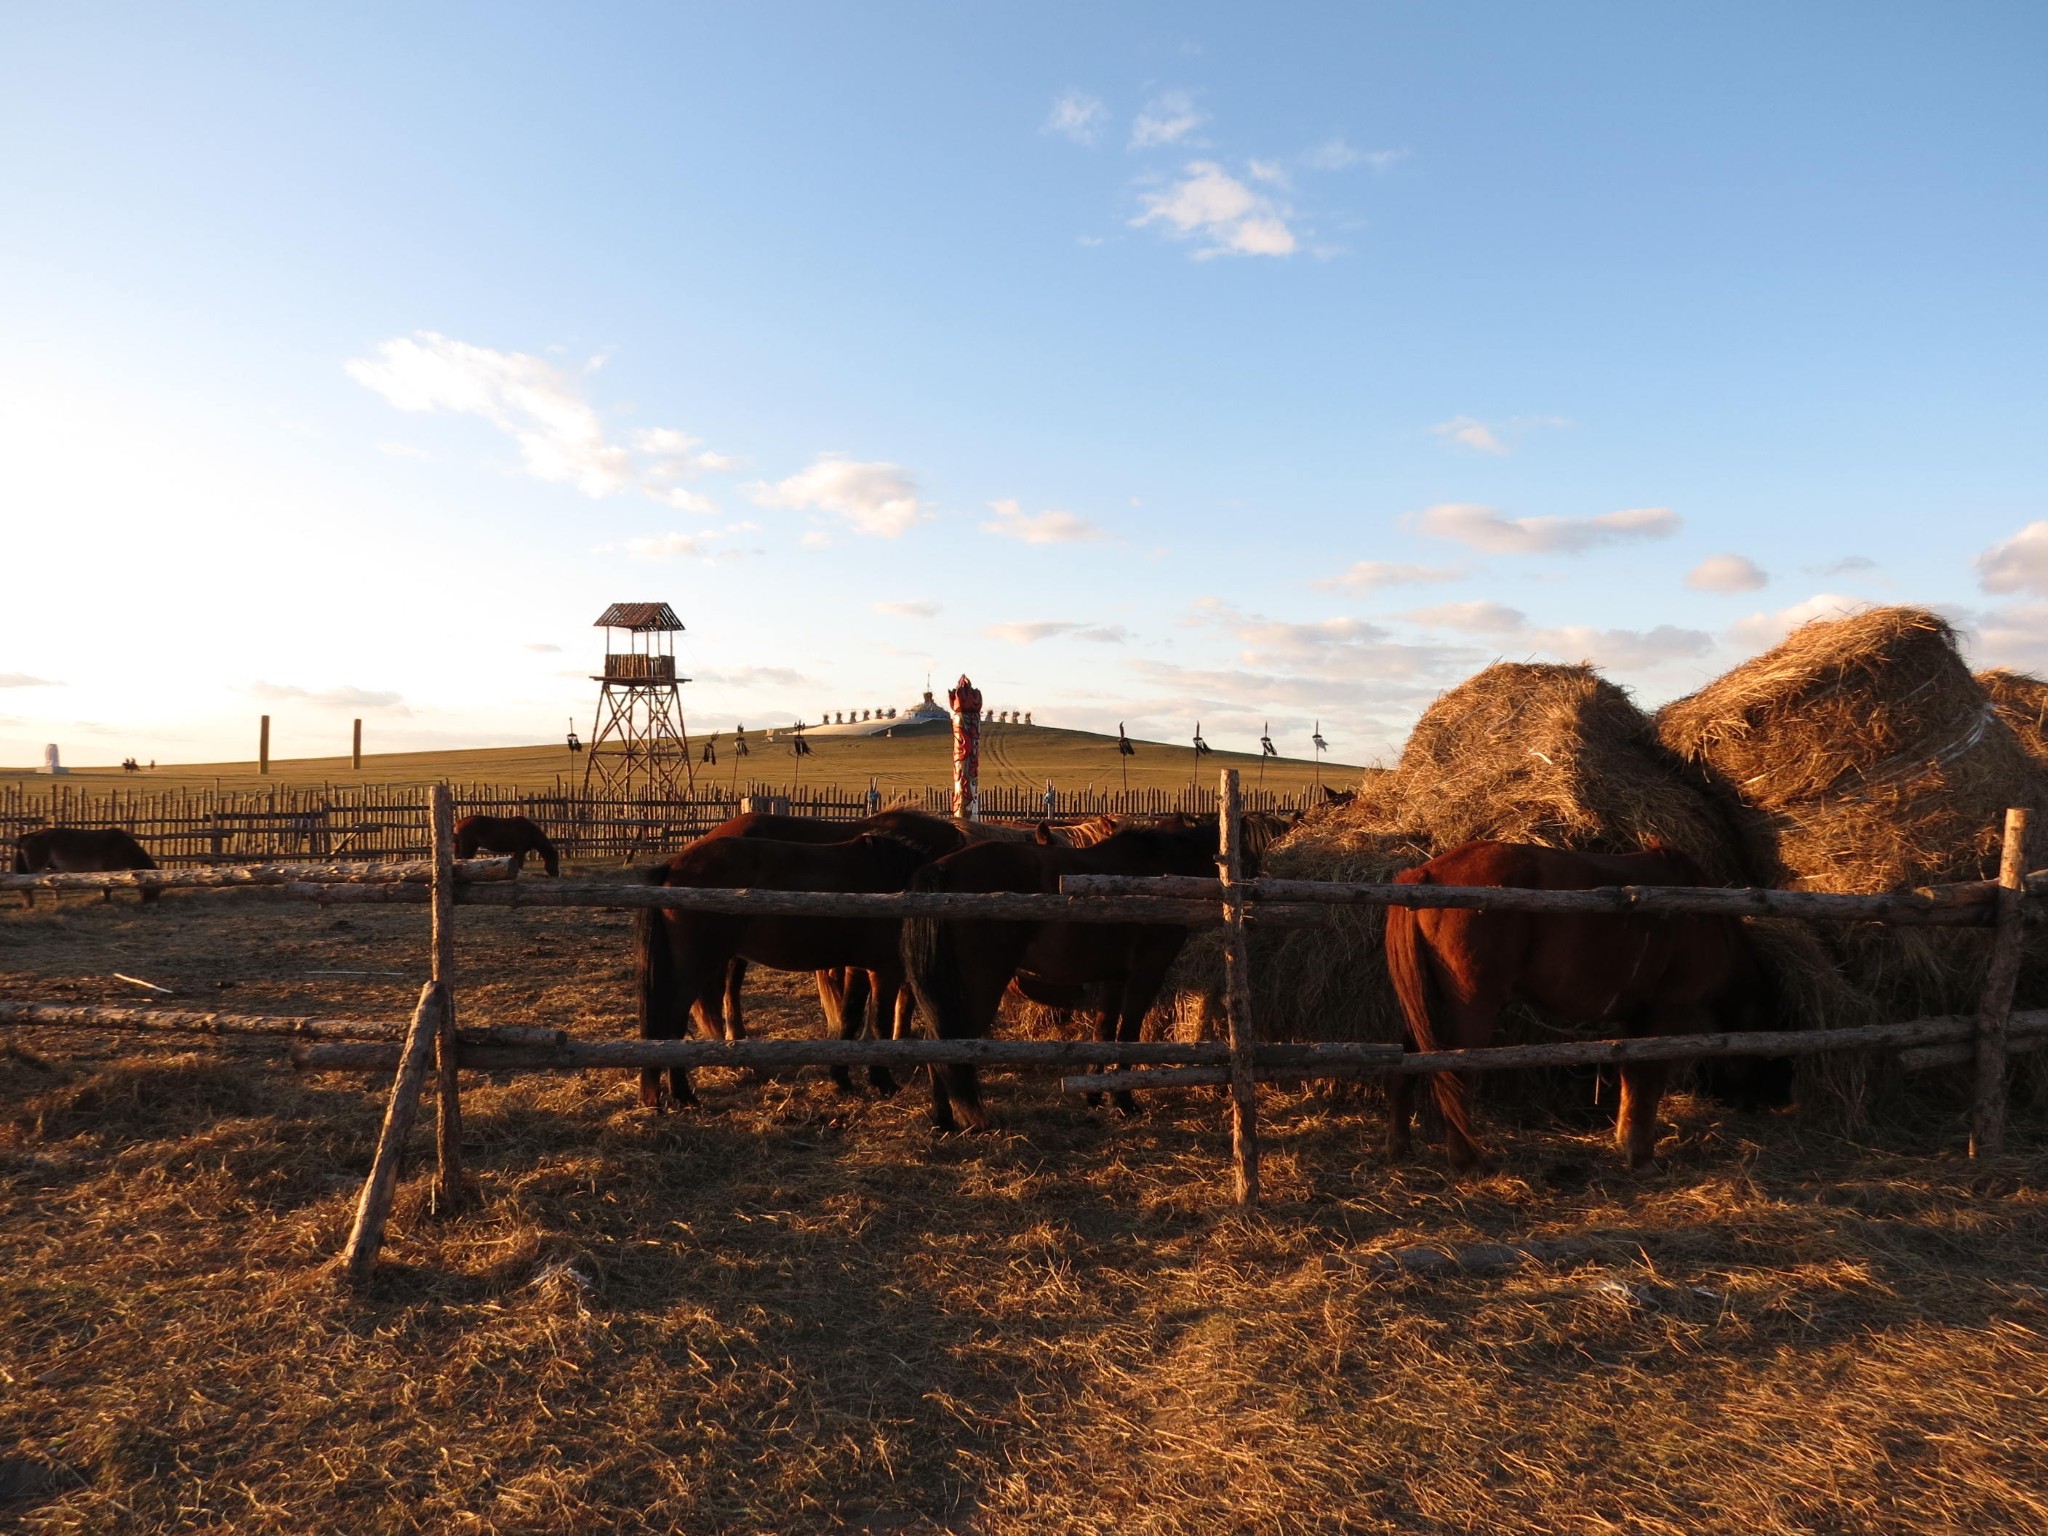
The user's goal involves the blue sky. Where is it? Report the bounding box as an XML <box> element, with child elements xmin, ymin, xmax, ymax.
<box><xmin>3</xmin><ymin>3</ymin><xmax>2045</xmax><ymax>768</ymax></box>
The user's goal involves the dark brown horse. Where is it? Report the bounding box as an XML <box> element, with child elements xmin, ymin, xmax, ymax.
<box><xmin>692</xmin><ymin>809</ymin><xmax>970</xmax><ymax>1089</ymax></box>
<box><xmin>902</xmin><ymin>819</ymin><xmax>1219</xmax><ymax>1131</ymax></box>
<box><xmin>1383</xmin><ymin>840</ymin><xmax>1778</xmax><ymax>1170</ymax></box>
<box><xmin>635</xmin><ymin>831</ymin><xmax>934</xmax><ymax>1108</ymax></box>
<box><xmin>11</xmin><ymin>828</ymin><xmax>159</xmax><ymax>906</ymax></box>
<box><xmin>454</xmin><ymin>814</ymin><xmax>561</xmax><ymax>877</ymax></box>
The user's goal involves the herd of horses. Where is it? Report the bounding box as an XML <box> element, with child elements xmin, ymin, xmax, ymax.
<box><xmin>8</xmin><ymin>803</ymin><xmax>1791</xmax><ymax>1169</ymax></box>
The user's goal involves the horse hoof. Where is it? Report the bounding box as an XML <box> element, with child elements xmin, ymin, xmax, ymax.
<box><xmin>1113</xmin><ymin>1094</ymin><xmax>1140</xmax><ymax>1119</ymax></box>
<box><xmin>868</xmin><ymin>1070</ymin><xmax>900</xmax><ymax>1097</ymax></box>
<box><xmin>1083</xmin><ymin>1091</ymin><xmax>1104</xmax><ymax>1109</ymax></box>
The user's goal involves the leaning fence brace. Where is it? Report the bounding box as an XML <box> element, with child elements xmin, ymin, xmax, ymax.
<box><xmin>2</xmin><ymin>771</ymin><xmax>2038</xmax><ymax>1279</ymax></box>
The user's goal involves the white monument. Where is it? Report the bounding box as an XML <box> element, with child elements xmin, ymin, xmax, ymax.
<box><xmin>39</xmin><ymin>743</ymin><xmax>67</xmax><ymax>775</ymax></box>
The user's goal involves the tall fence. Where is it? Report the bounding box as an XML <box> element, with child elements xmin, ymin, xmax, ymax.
<box><xmin>0</xmin><ymin>781</ymin><xmax>1310</xmax><ymax>866</ymax></box>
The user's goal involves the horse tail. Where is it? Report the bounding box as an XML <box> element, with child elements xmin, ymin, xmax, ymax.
<box><xmin>902</xmin><ymin>870</ymin><xmax>968</xmax><ymax>1040</ymax></box>
<box><xmin>1385</xmin><ymin>867</ymin><xmax>1476</xmax><ymax>1154</ymax></box>
<box><xmin>636</xmin><ymin>864</ymin><xmax>690</xmax><ymax>1042</ymax></box>
<box><xmin>9</xmin><ymin>845</ymin><xmax>24</xmax><ymax>875</ymax></box>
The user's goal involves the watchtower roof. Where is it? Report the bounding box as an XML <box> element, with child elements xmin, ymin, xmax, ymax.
<box><xmin>594</xmin><ymin>602</ymin><xmax>683</xmax><ymax>631</ymax></box>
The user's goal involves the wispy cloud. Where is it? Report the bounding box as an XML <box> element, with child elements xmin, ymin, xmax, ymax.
<box><xmin>523</xmin><ymin>643</ymin><xmax>561</xmax><ymax>654</ymax></box>
<box><xmin>1313</xmin><ymin>560</ymin><xmax>1466</xmax><ymax>593</ymax></box>
<box><xmin>1432</xmin><ymin>416</ymin><xmax>1507</xmax><ymax>456</ymax></box>
<box><xmin>346</xmin><ymin>332</ymin><xmax>731</xmax><ymax>507</ymax></box>
<box><xmin>1044</xmin><ymin>90</ymin><xmax>1108</xmax><ymax>145</ymax></box>
<box><xmin>874</xmin><ymin>600</ymin><xmax>940</xmax><ymax>619</ymax></box>
<box><xmin>376</xmin><ymin>441</ymin><xmax>431</xmax><ymax>459</ymax></box>
<box><xmin>1396</xmin><ymin>600</ymin><xmax>1528</xmax><ymax>634</ymax></box>
<box><xmin>1305</xmin><ymin>139</ymin><xmax>1408</xmax><ymax>172</ymax></box>
<box><xmin>1727</xmin><ymin>593</ymin><xmax>1868</xmax><ymax>651</ymax></box>
<box><xmin>1806</xmin><ymin>554</ymin><xmax>1879</xmax><ymax>577</ymax></box>
<box><xmin>1414</xmin><ymin>502</ymin><xmax>1681</xmax><ymax>555</ymax></box>
<box><xmin>1132</xmin><ymin>161</ymin><xmax>1296</xmax><ymax>258</ymax></box>
<box><xmin>0</xmin><ymin>673</ymin><xmax>61</xmax><ymax>689</ymax></box>
<box><xmin>982</xmin><ymin>498</ymin><xmax>1103</xmax><ymax>544</ymax></box>
<box><xmin>1130</xmin><ymin>91</ymin><xmax>1204</xmax><ymax>149</ymax></box>
<box><xmin>748</xmin><ymin>454</ymin><xmax>925</xmax><ymax>538</ymax></box>
<box><xmin>985</xmin><ymin>621</ymin><xmax>1130</xmax><ymax>645</ymax></box>
<box><xmin>1976</xmin><ymin>522</ymin><xmax>2048</xmax><ymax>596</ymax></box>
<box><xmin>245</xmin><ymin>681</ymin><xmax>407</xmax><ymax>711</ymax></box>
<box><xmin>1976</xmin><ymin>601</ymin><xmax>2048</xmax><ymax>672</ymax></box>
<box><xmin>1685</xmin><ymin>553</ymin><xmax>1769</xmax><ymax>593</ymax></box>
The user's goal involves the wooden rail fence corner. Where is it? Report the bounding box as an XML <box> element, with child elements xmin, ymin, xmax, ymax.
<box><xmin>1972</xmin><ymin>807</ymin><xmax>2030</xmax><ymax>1157</ymax></box>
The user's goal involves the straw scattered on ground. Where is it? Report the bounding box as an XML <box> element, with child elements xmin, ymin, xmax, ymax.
<box><xmin>3</xmin><ymin>889</ymin><xmax>2045</xmax><ymax>1534</ymax></box>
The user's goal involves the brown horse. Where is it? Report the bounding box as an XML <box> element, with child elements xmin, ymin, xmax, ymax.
<box><xmin>11</xmin><ymin>828</ymin><xmax>159</xmax><ymax>906</ymax></box>
<box><xmin>1383</xmin><ymin>840</ymin><xmax>1778</xmax><ymax>1170</ymax></box>
<box><xmin>454</xmin><ymin>814</ymin><xmax>561</xmax><ymax>877</ymax></box>
<box><xmin>635</xmin><ymin>831</ymin><xmax>934</xmax><ymax>1108</ymax></box>
<box><xmin>692</xmin><ymin>809</ymin><xmax>970</xmax><ymax>1089</ymax></box>
<box><xmin>902</xmin><ymin>819</ymin><xmax>1220</xmax><ymax>1131</ymax></box>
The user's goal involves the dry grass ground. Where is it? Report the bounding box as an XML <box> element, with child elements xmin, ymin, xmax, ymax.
<box><xmin>0</xmin><ymin>724</ymin><xmax>1352</xmax><ymax>798</ymax></box>
<box><xmin>3</xmin><ymin>888</ymin><xmax>2046</xmax><ymax>1534</ymax></box>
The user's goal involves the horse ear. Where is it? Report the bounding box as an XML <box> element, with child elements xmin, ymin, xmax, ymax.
<box><xmin>1035</xmin><ymin>821</ymin><xmax>1054</xmax><ymax>845</ymax></box>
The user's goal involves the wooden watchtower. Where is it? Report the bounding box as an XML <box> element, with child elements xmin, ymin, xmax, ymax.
<box><xmin>582</xmin><ymin>602</ymin><xmax>694</xmax><ymax>796</ymax></box>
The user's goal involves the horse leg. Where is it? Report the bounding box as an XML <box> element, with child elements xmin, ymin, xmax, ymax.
<box><xmin>1615</xmin><ymin>1060</ymin><xmax>1670</xmax><ymax>1169</ymax></box>
<box><xmin>817</xmin><ymin>968</ymin><xmax>864</xmax><ymax>1094</ymax></box>
<box><xmin>724</xmin><ymin>958</ymin><xmax>748</xmax><ymax>1041</ymax></box>
<box><xmin>866</xmin><ymin>970</ymin><xmax>902</xmax><ymax>1095</ymax></box>
<box><xmin>1082</xmin><ymin>1001</ymin><xmax>1117</xmax><ymax>1110</ymax></box>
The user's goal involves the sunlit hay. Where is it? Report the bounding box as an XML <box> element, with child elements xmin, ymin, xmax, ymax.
<box><xmin>1981</xmin><ymin>668</ymin><xmax>2048</xmax><ymax>768</ymax></box>
<box><xmin>1167</xmin><ymin>662</ymin><xmax>1773</xmax><ymax>1050</ymax></box>
<box><xmin>1657</xmin><ymin>607</ymin><xmax>2048</xmax><ymax>1035</ymax></box>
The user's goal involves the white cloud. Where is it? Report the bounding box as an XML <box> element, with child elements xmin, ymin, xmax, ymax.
<box><xmin>0</xmin><ymin>673</ymin><xmax>60</xmax><ymax>688</ymax></box>
<box><xmin>1685</xmin><ymin>553</ymin><xmax>1769</xmax><ymax>593</ymax></box>
<box><xmin>1727</xmin><ymin>593</ymin><xmax>1868</xmax><ymax>652</ymax></box>
<box><xmin>982</xmin><ymin>499</ymin><xmax>1103</xmax><ymax>544</ymax></box>
<box><xmin>1397</xmin><ymin>600</ymin><xmax>1528</xmax><ymax>634</ymax></box>
<box><xmin>1415</xmin><ymin>502</ymin><xmax>1681</xmax><ymax>555</ymax></box>
<box><xmin>1977</xmin><ymin>602</ymin><xmax>2048</xmax><ymax>673</ymax></box>
<box><xmin>1313</xmin><ymin>560</ymin><xmax>1466</xmax><ymax>593</ymax></box>
<box><xmin>748</xmin><ymin>454</ymin><xmax>925</xmax><ymax>538</ymax></box>
<box><xmin>1431</xmin><ymin>416</ymin><xmax>1508</xmax><ymax>456</ymax></box>
<box><xmin>1132</xmin><ymin>162</ymin><xmax>1297</xmax><ymax>258</ymax></box>
<box><xmin>623</xmin><ymin>532</ymin><xmax>709</xmax><ymax>561</ymax></box>
<box><xmin>1807</xmin><ymin>554</ymin><xmax>1879</xmax><ymax>577</ymax></box>
<box><xmin>246</xmin><ymin>681</ymin><xmax>406</xmax><ymax>711</ymax></box>
<box><xmin>346</xmin><ymin>332</ymin><xmax>731</xmax><ymax>504</ymax></box>
<box><xmin>874</xmin><ymin>600</ymin><xmax>940</xmax><ymax>619</ymax></box>
<box><xmin>1130</xmin><ymin>91</ymin><xmax>1204</xmax><ymax>149</ymax></box>
<box><xmin>1044</xmin><ymin>90</ymin><xmax>1108</xmax><ymax>145</ymax></box>
<box><xmin>376</xmin><ymin>441</ymin><xmax>431</xmax><ymax>459</ymax></box>
<box><xmin>523</xmin><ymin>643</ymin><xmax>561</xmax><ymax>654</ymax></box>
<box><xmin>985</xmin><ymin>621</ymin><xmax>1130</xmax><ymax>645</ymax></box>
<box><xmin>661</xmin><ymin>487</ymin><xmax>719</xmax><ymax>514</ymax></box>
<box><xmin>1522</xmin><ymin>623</ymin><xmax>1714</xmax><ymax>671</ymax></box>
<box><xmin>1976</xmin><ymin>522</ymin><xmax>2048</xmax><ymax>595</ymax></box>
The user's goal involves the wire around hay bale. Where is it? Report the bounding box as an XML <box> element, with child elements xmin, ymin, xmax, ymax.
<box><xmin>1981</xmin><ymin>668</ymin><xmax>2048</xmax><ymax>768</ymax></box>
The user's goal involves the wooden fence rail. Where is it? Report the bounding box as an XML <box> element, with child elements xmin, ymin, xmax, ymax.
<box><xmin>1</xmin><ymin>771</ymin><xmax>2035</xmax><ymax>1279</ymax></box>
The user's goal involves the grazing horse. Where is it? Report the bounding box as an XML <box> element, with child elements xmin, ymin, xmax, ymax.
<box><xmin>635</xmin><ymin>832</ymin><xmax>933</xmax><ymax>1109</ymax></box>
<box><xmin>453</xmin><ymin>814</ymin><xmax>561</xmax><ymax>877</ymax></box>
<box><xmin>902</xmin><ymin>819</ymin><xmax>1219</xmax><ymax>1131</ymax></box>
<box><xmin>11</xmin><ymin>828</ymin><xmax>159</xmax><ymax>906</ymax></box>
<box><xmin>692</xmin><ymin>808</ymin><xmax>970</xmax><ymax>1089</ymax></box>
<box><xmin>1383</xmin><ymin>840</ymin><xmax>1779</xmax><ymax>1170</ymax></box>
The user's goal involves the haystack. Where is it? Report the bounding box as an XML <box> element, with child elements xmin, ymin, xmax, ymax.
<box><xmin>1656</xmin><ymin>606</ymin><xmax>2048</xmax><ymax>1022</ymax></box>
<box><xmin>1165</xmin><ymin>662</ymin><xmax>1793</xmax><ymax>1047</ymax></box>
<box><xmin>1980</xmin><ymin>668</ymin><xmax>2048</xmax><ymax>768</ymax></box>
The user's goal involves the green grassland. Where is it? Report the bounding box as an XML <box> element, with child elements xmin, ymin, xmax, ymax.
<box><xmin>2</xmin><ymin>722</ymin><xmax>1361</xmax><ymax>796</ymax></box>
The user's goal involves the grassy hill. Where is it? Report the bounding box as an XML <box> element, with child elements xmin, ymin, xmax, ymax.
<box><xmin>1</xmin><ymin>723</ymin><xmax>1360</xmax><ymax>796</ymax></box>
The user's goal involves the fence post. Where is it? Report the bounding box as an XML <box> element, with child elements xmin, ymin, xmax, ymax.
<box><xmin>352</xmin><ymin>718</ymin><xmax>362</xmax><ymax>771</ymax></box>
<box><xmin>429</xmin><ymin>784</ymin><xmax>465</xmax><ymax>1208</ymax></box>
<box><xmin>1972</xmin><ymin>806</ymin><xmax>2029</xmax><ymax>1157</ymax></box>
<box><xmin>259</xmin><ymin>715</ymin><xmax>270</xmax><ymax>775</ymax></box>
<box><xmin>1219</xmin><ymin>768</ymin><xmax>1260</xmax><ymax>1205</ymax></box>
<box><xmin>340</xmin><ymin>980</ymin><xmax>445</xmax><ymax>1284</ymax></box>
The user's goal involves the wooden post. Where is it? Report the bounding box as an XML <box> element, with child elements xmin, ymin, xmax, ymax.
<box><xmin>1220</xmin><ymin>768</ymin><xmax>1259</xmax><ymax>1205</ymax></box>
<box><xmin>352</xmin><ymin>718</ymin><xmax>362</xmax><ymax>771</ymax></box>
<box><xmin>429</xmin><ymin>784</ymin><xmax>464</xmax><ymax>1209</ymax></box>
<box><xmin>1972</xmin><ymin>807</ymin><xmax>2029</xmax><ymax>1157</ymax></box>
<box><xmin>340</xmin><ymin>981</ymin><xmax>444</xmax><ymax>1283</ymax></box>
<box><xmin>259</xmin><ymin>715</ymin><xmax>270</xmax><ymax>775</ymax></box>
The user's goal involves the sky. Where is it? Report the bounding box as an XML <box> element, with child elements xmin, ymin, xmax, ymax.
<box><xmin>3</xmin><ymin>3</ymin><xmax>2045</xmax><ymax>770</ymax></box>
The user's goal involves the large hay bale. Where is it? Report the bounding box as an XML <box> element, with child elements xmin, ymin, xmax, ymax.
<box><xmin>1656</xmin><ymin>606</ymin><xmax>2048</xmax><ymax>1023</ymax></box>
<box><xmin>1166</xmin><ymin>662</ymin><xmax>1786</xmax><ymax>1047</ymax></box>
<box><xmin>1981</xmin><ymin>668</ymin><xmax>2048</xmax><ymax>767</ymax></box>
